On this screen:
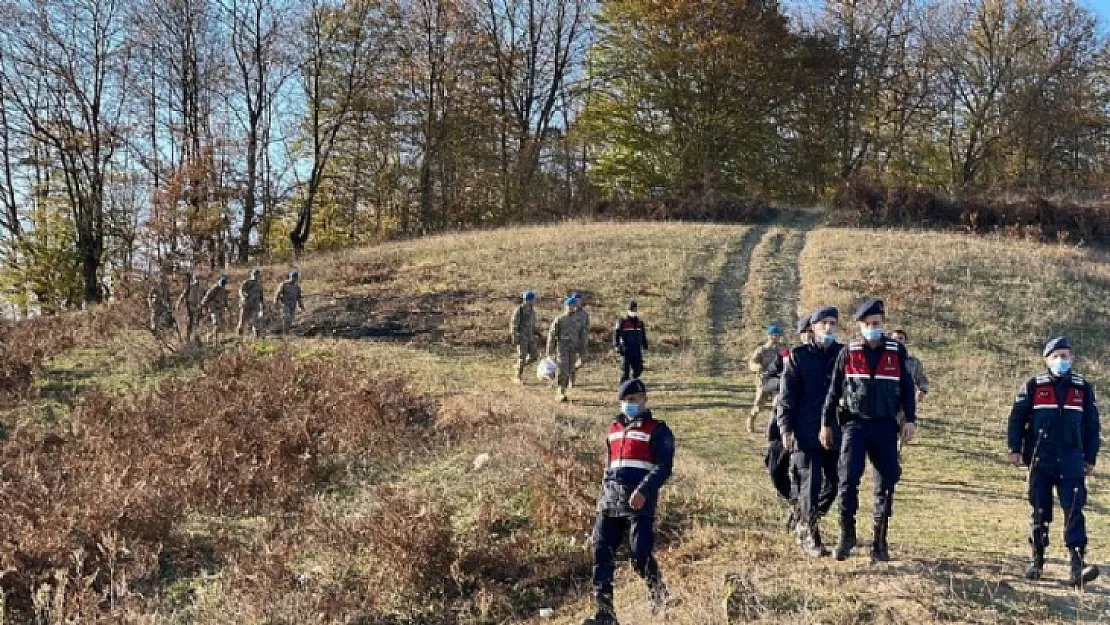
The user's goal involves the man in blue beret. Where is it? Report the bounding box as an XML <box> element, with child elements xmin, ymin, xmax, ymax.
<box><xmin>822</xmin><ymin>298</ymin><xmax>917</xmax><ymax>562</ymax></box>
<box><xmin>748</xmin><ymin>323</ymin><xmax>787</xmax><ymax>432</ymax></box>
<box><xmin>584</xmin><ymin>379</ymin><xmax>675</xmax><ymax>624</ymax></box>
<box><xmin>778</xmin><ymin>306</ymin><xmax>844</xmax><ymax>557</ymax></box>
<box><xmin>1008</xmin><ymin>336</ymin><xmax>1100</xmax><ymax>586</ymax></box>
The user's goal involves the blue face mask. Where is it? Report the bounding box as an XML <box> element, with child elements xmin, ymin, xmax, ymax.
<box><xmin>1049</xmin><ymin>359</ymin><xmax>1073</xmax><ymax>376</ymax></box>
<box><xmin>861</xmin><ymin>327</ymin><xmax>883</xmax><ymax>341</ymax></box>
<box><xmin>620</xmin><ymin>401</ymin><xmax>643</xmax><ymax>418</ymax></box>
<box><xmin>819</xmin><ymin>333</ymin><xmax>837</xmax><ymax>344</ymax></box>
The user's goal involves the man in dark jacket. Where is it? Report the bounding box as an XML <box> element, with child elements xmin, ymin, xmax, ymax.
<box><xmin>584</xmin><ymin>379</ymin><xmax>675</xmax><ymax>625</ymax></box>
<box><xmin>822</xmin><ymin>298</ymin><xmax>916</xmax><ymax>562</ymax></box>
<box><xmin>613</xmin><ymin>300</ymin><xmax>649</xmax><ymax>383</ymax></box>
<box><xmin>1008</xmin><ymin>336</ymin><xmax>1100</xmax><ymax>586</ymax></box>
<box><xmin>777</xmin><ymin>306</ymin><xmax>844</xmax><ymax>557</ymax></box>
<box><xmin>765</xmin><ymin>314</ymin><xmax>816</xmax><ymax>530</ymax></box>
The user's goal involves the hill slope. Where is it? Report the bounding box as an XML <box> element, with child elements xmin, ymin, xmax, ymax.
<box><xmin>3</xmin><ymin>219</ymin><xmax>1110</xmax><ymax>623</ymax></box>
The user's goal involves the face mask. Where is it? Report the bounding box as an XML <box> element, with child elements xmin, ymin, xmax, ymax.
<box><xmin>627</xmin><ymin>311</ymin><xmax>637</xmax><ymax>318</ymax></box>
<box><xmin>861</xmin><ymin>327</ymin><xmax>883</xmax><ymax>341</ymax></box>
<box><xmin>819</xmin><ymin>333</ymin><xmax>837</xmax><ymax>344</ymax></box>
<box><xmin>620</xmin><ymin>401</ymin><xmax>642</xmax><ymax>418</ymax></box>
<box><xmin>1049</xmin><ymin>359</ymin><xmax>1073</xmax><ymax>376</ymax></box>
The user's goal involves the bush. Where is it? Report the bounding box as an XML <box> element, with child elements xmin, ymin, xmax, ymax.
<box><xmin>830</xmin><ymin>179</ymin><xmax>1110</xmax><ymax>244</ymax></box>
<box><xmin>593</xmin><ymin>193</ymin><xmax>776</xmax><ymax>223</ymax></box>
<box><xmin>0</xmin><ymin>349</ymin><xmax>433</xmax><ymax>621</ymax></box>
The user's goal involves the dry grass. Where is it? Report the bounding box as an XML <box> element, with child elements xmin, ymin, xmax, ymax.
<box><xmin>5</xmin><ymin>222</ymin><xmax>1110</xmax><ymax>623</ymax></box>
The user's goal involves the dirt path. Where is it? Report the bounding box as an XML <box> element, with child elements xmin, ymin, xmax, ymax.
<box><xmin>706</xmin><ymin>227</ymin><xmax>766</xmax><ymax>377</ymax></box>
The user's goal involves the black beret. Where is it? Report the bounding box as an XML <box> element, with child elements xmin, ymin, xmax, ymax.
<box><xmin>1043</xmin><ymin>336</ymin><xmax>1071</xmax><ymax>358</ymax></box>
<box><xmin>810</xmin><ymin>306</ymin><xmax>839</xmax><ymax>324</ymax></box>
<box><xmin>853</xmin><ymin>298</ymin><xmax>885</xmax><ymax>321</ymax></box>
<box><xmin>617</xmin><ymin>378</ymin><xmax>647</xmax><ymax>400</ymax></box>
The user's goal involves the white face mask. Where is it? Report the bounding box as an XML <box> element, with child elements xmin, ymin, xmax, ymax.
<box><xmin>627</xmin><ymin>311</ymin><xmax>637</xmax><ymax>317</ymax></box>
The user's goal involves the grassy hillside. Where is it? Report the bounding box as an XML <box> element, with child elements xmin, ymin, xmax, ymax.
<box><xmin>3</xmin><ymin>219</ymin><xmax>1110</xmax><ymax>623</ymax></box>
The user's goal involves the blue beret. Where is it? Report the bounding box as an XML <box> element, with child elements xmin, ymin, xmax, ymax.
<box><xmin>563</xmin><ymin>296</ymin><xmax>576</xmax><ymax>307</ymax></box>
<box><xmin>796</xmin><ymin>316</ymin><xmax>812</xmax><ymax>334</ymax></box>
<box><xmin>767</xmin><ymin>324</ymin><xmax>783</xmax><ymax>335</ymax></box>
<box><xmin>1043</xmin><ymin>336</ymin><xmax>1071</xmax><ymax>358</ymax></box>
<box><xmin>810</xmin><ymin>306</ymin><xmax>839</xmax><ymax>324</ymax></box>
<box><xmin>853</xmin><ymin>298</ymin><xmax>885</xmax><ymax>321</ymax></box>
<box><xmin>522</xmin><ymin>290</ymin><xmax>535</xmax><ymax>301</ymax></box>
<box><xmin>617</xmin><ymin>378</ymin><xmax>647</xmax><ymax>399</ymax></box>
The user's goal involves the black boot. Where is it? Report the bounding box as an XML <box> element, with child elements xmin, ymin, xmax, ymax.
<box><xmin>1068</xmin><ymin>548</ymin><xmax>1100</xmax><ymax>588</ymax></box>
<box><xmin>1024</xmin><ymin>524</ymin><xmax>1047</xmax><ymax>580</ymax></box>
<box><xmin>870</xmin><ymin>517</ymin><xmax>891</xmax><ymax>563</ymax></box>
<box><xmin>784</xmin><ymin>503</ymin><xmax>798</xmax><ymax>533</ymax></box>
<box><xmin>647</xmin><ymin>577</ymin><xmax>669</xmax><ymax>614</ymax></box>
<box><xmin>834</xmin><ymin>519</ymin><xmax>856</xmax><ymax>561</ymax></box>
<box><xmin>796</xmin><ymin>521</ymin><xmax>824</xmax><ymax>558</ymax></box>
<box><xmin>582</xmin><ymin>593</ymin><xmax>619</xmax><ymax>625</ymax></box>
<box><xmin>813</xmin><ymin>521</ymin><xmax>831</xmax><ymax>557</ymax></box>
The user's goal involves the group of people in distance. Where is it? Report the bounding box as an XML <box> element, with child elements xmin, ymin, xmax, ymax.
<box><xmin>524</xmin><ymin>294</ymin><xmax>1103</xmax><ymax>625</ymax></box>
<box><xmin>148</xmin><ymin>268</ymin><xmax>304</xmax><ymax>342</ymax></box>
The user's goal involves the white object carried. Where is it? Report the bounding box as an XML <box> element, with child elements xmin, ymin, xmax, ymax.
<box><xmin>536</xmin><ymin>357</ymin><xmax>558</xmax><ymax>381</ymax></box>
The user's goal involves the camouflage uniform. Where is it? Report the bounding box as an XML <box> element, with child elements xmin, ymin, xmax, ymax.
<box><xmin>177</xmin><ymin>279</ymin><xmax>206</xmax><ymax>342</ymax></box>
<box><xmin>201</xmin><ymin>282</ymin><xmax>229</xmax><ymax>340</ymax></box>
<box><xmin>237</xmin><ymin>276</ymin><xmax>264</xmax><ymax>337</ymax></box>
<box><xmin>148</xmin><ymin>282</ymin><xmax>175</xmax><ymax>338</ymax></box>
<box><xmin>511</xmin><ymin>302</ymin><xmax>539</xmax><ymax>381</ymax></box>
<box><xmin>547</xmin><ymin>306</ymin><xmax>587</xmax><ymax>401</ymax></box>
<box><xmin>569</xmin><ymin>304</ymin><xmax>590</xmax><ymax>387</ymax></box>
<box><xmin>748</xmin><ymin>341</ymin><xmax>785</xmax><ymax>431</ymax></box>
<box><xmin>275</xmin><ymin>278</ymin><xmax>303</xmax><ymax>334</ymax></box>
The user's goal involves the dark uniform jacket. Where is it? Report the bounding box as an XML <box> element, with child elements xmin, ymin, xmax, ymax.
<box><xmin>1008</xmin><ymin>371</ymin><xmax>1100</xmax><ymax>478</ymax></box>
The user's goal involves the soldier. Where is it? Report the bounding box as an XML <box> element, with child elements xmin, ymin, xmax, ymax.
<box><xmin>822</xmin><ymin>298</ymin><xmax>916</xmax><ymax>562</ymax></box>
<box><xmin>748</xmin><ymin>324</ymin><xmax>786</xmax><ymax>432</ymax></box>
<box><xmin>613</xmin><ymin>300</ymin><xmax>649</xmax><ymax>383</ymax></box>
<box><xmin>237</xmin><ymin>268</ymin><xmax>264</xmax><ymax>338</ymax></box>
<box><xmin>777</xmin><ymin>307</ymin><xmax>844</xmax><ymax>557</ymax></box>
<box><xmin>547</xmin><ymin>296</ymin><xmax>586</xmax><ymax>402</ymax></box>
<box><xmin>201</xmin><ymin>276</ymin><xmax>230</xmax><ymax>342</ymax></box>
<box><xmin>275</xmin><ymin>270</ymin><xmax>305</xmax><ymax>335</ymax></box>
<box><xmin>570</xmin><ymin>293</ymin><xmax>591</xmax><ymax>387</ymax></box>
<box><xmin>176</xmin><ymin>274</ymin><xmax>206</xmax><ymax>342</ymax></box>
<box><xmin>1008</xmin><ymin>337</ymin><xmax>1100</xmax><ymax>586</ymax></box>
<box><xmin>583</xmin><ymin>379</ymin><xmax>675</xmax><ymax>625</ymax></box>
<box><xmin>889</xmin><ymin>329</ymin><xmax>929</xmax><ymax>404</ymax></box>
<box><xmin>148</xmin><ymin>277</ymin><xmax>175</xmax><ymax>339</ymax></box>
<box><xmin>510</xmin><ymin>290</ymin><xmax>539</xmax><ymax>383</ymax></box>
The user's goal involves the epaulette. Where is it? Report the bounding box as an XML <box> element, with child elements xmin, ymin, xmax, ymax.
<box><xmin>1071</xmin><ymin>373</ymin><xmax>1086</xmax><ymax>385</ymax></box>
<box><xmin>1035</xmin><ymin>373</ymin><xmax>1052</xmax><ymax>385</ymax></box>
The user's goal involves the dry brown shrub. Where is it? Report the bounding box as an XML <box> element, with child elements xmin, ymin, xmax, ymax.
<box><xmin>0</xmin><ymin>349</ymin><xmax>433</xmax><ymax>622</ymax></box>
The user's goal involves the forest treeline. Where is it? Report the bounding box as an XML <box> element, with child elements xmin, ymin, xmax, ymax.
<box><xmin>1</xmin><ymin>0</ymin><xmax>1108</xmax><ymax>310</ymax></box>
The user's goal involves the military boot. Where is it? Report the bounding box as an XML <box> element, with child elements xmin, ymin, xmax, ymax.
<box><xmin>796</xmin><ymin>521</ymin><xmax>825</xmax><ymax>558</ymax></box>
<box><xmin>582</xmin><ymin>593</ymin><xmax>619</xmax><ymax>625</ymax></box>
<box><xmin>784</xmin><ymin>503</ymin><xmax>798</xmax><ymax>533</ymax></box>
<box><xmin>647</xmin><ymin>577</ymin><xmax>669</xmax><ymax>614</ymax></box>
<box><xmin>557</xmin><ymin>387</ymin><xmax>569</xmax><ymax>402</ymax></box>
<box><xmin>1024</xmin><ymin>525</ymin><xmax>1047</xmax><ymax>580</ymax></box>
<box><xmin>834</xmin><ymin>520</ymin><xmax>856</xmax><ymax>561</ymax></box>
<box><xmin>1068</xmin><ymin>547</ymin><xmax>1100</xmax><ymax>588</ymax></box>
<box><xmin>812</xmin><ymin>521</ymin><xmax>831</xmax><ymax>557</ymax></box>
<box><xmin>870</xmin><ymin>517</ymin><xmax>891</xmax><ymax>563</ymax></box>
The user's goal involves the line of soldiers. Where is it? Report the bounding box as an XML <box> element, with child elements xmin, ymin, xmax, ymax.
<box><xmin>761</xmin><ymin>300</ymin><xmax>1100</xmax><ymax>587</ymax></box>
<box><xmin>148</xmin><ymin>268</ymin><xmax>304</xmax><ymax>342</ymax></box>
<box><xmin>511</xmin><ymin>291</ymin><xmax>649</xmax><ymax>403</ymax></box>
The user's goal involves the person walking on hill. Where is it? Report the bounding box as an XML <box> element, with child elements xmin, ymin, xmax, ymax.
<box><xmin>889</xmin><ymin>329</ymin><xmax>928</xmax><ymax>405</ymax></box>
<box><xmin>570</xmin><ymin>293</ymin><xmax>590</xmax><ymax>387</ymax></box>
<box><xmin>613</xmin><ymin>300</ymin><xmax>649</xmax><ymax>383</ymax></box>
<box><xmin>777</xmin><ymin>307</ymin><xmax>844</xmax><ymax>557</ymax></box>
<box><xmin>275</xmin><ymin>270</ymin><xmax>305</xmax><ymax>335</ymax></box>
<box><xmin>748</xmin><ymin>324</ymin><xmax>786</xmax><ymax>432</ymax></box>
<box><xmin>176</xmin><ymin>274</ymin><xmax>206</xmax><ymax>342</ymax></box>
<box><xmin>202</xmin><ymin>276</ymin><xmax>230</xmax><ymax>342</ymax></box>
<box><xmin>548</xmin><ymin>296</ymin><xmax>588</xmax><ymax>402</ymax></box>
<box><xmin>823</xmin><ymin>298</ymin><xmax>916</xmax><ymax>563</ymax></box>
<box><xmin>148</xmin><ymin>276</ymin><xmax>175</xmax><ymax>339</ymax></box>
<box><xmin>237</xmin><ymin>268</ymin><xmax>265</xmax><ymax>338</ymax></box>
<box><xmin>1008</xmin><ymin>337</ymin><xmax>1100</xmax><ymax>586</ymax></box>
<box><xmin>510</xmin><ymin>290</ymin><xmax>539</xmax><ymax>383</ymax></box>
<box><xmin>583</xmin><ymin>379</ymin><xmax>675</xmax><ymax>625</ymax></box>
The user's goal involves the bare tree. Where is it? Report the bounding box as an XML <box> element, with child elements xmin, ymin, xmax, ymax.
<box><xmin>1</xmin><ymin>0</ymin><xmax>135</xmax><ymax>303</ymax></box>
